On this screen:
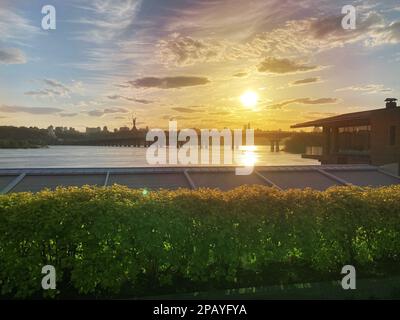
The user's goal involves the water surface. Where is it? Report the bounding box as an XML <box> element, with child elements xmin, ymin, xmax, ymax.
<box><xmin>0</xmin><ymin>145</ymin><xmax>319</xmax><ymax>168</ymax></box>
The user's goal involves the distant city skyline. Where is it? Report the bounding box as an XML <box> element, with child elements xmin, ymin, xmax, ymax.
<box><xmin>1</xmin><ymin>0</ymin><xmax>400</xmax><ymax>131</ymax></box>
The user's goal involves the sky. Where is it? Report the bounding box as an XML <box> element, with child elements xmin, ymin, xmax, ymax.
<box><xmin>0</xmin><ymin>0</ymin><xmax>399</xmax><ymax>131</ymax></box>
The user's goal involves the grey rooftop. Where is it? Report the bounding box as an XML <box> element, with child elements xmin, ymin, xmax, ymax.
<box><xmin>1</xmin><ymin>165</ymin><xmax>399</xmax><ymax>194</ymax></box>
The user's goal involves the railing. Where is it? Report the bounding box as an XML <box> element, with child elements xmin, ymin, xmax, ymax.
<box><xmin>305</xmin><ymin>146</ymin><xmax>323</xmax><ymax>156</ymax></box>
<box><xmin>304</xmin><ymin>147</ymin><xmax>370</xmax><ymax>157</ymax></box>
<box><xmin>337</xmin><ymin>149</ymin><xmax>370</xmax><ymax>156</ymax></box>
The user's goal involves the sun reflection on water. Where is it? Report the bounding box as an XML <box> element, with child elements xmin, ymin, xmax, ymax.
<box><xmin>237</xmin><ymin>145</ymin><xmax>258</xmax><ymax>167</ymax></box>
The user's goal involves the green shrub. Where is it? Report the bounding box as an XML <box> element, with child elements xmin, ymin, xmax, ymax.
<box><xmin>0</xmin><ymin>185</ymin><xmax>399</xmax><ymax>298</ymax></box>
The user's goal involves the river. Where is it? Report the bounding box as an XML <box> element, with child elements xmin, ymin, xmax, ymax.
<box><xmin>0</xmin><ymin>145</ymin><xmax>319</xmax><ymax>168</ymax></box>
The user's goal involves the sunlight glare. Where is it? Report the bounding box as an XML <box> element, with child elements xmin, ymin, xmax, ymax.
<box><xmin>238</xmin><ymin>145</ymin><xmax>258</xmax><ymax>166</ymax></box>
<box><xmin>240</xmin><ymin>91</ymin><xmax>258</xmax><ymax>108</ymax></box>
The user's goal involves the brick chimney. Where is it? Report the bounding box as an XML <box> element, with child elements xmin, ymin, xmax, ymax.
<box><xmin>385</xmin><ymin>98</ymin><xmax>398</xmax><ymax>108</ymax></box>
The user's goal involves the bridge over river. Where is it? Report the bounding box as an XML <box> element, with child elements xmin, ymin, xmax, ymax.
<box><xmin>60</xmin><ymin>131</ymin><xmax>291</xmax><ymax>149</ymax></box>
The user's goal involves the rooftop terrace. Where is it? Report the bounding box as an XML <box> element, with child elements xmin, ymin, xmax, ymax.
<box><xmin>1</xmin><ymin>165</ymin><xmax>399</xmax><ymax>194</ymax></box>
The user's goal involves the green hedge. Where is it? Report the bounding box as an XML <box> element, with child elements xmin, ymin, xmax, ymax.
<box><xmin>1</xmin><ymin>185</ymin><xmax>400</xmax><ymax>298</ymax></box>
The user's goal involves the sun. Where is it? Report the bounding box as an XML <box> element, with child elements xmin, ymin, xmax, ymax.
<box><xmin>240</xmin><ymin>91</ymin><xmax>258</xmax><ymax>108</ymax></box>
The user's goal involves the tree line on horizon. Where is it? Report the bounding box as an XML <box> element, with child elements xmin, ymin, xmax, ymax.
<box><xmin>0</xmin><ymin>125</ymin><xmax>323</xmax><ymax>152</ymax></box>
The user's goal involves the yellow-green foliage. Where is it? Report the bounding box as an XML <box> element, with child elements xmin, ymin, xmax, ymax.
<box><xmin>0</xmin><ymin>185</ymin><xmax>399</xmax><ymax>298</ymax></box>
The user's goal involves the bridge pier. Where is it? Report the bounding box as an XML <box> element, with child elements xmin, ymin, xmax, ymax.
<box><xmin>270</xmin><ymin>140</ymin><xmax>281</xmax><ymax>152</ymax></box>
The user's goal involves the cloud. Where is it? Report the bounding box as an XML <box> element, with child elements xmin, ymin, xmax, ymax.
<box><xmin>43</xmin><ymin>79</ymin><xmax>71</xmax><ymax>93</ymax></box>
<box><xmin>104</xmin><ymin>107</ymin><xmax>129</xmax><ymax>113</ymax></box>
<box><xmin>233</xmin><ymin>72</ymin><xmax>248</xmax><ymax>78</ymax></box>
<box><xmin>307</xmin><ymin>14</ymin><xmax>381</xmax><ymax>42</ymax></box>
<box><xmin>258</xmin><ymin>57</ymin><xmax>319</xmax><ymax>74</ymax></box>
<box><xmin>72</xmin><ymin>0</ymin><xmax>143</xmax><ymax>43</ymax></box>
<box><xmin>161</xmin><ymin>115</ymin><xmax>193</xmax><ymax>121</ymax></box>
<box><xmin>87</xmin><ymin>110</ymin><xmax>104</xmax><ymax>117</ymax></box>
<box><xmin>0</xmin><ymin>48</ymin><xmax>27</xmax><ymax>64</ymax></box>
<box><xmin>157</xmin><ymin>9</ymin><xmax>397</xmax><ymax>69</ymax></box>
<box><xmin>0</xmin><ymin>105</ymin><xmax>63</xmax><ymax>115</ymax></box>
<box><xmin>24</xmin><ymin>79</ymin><xmax>82</xmax><ymax>98</ymax></box>
<box><xmin>129</xmin><ymin>76</ymin><xmax>210</xmax><ymax>89</ymax></box>
<box><xmin>59</xmin><ymin>113</ymin><xmax>78</xmax><ymax>117</ymax></box>
<box><xmin>87</xmin><ymin>107</ymin><xmax>129</xmax><ymax>117</ymax></box>
<box><xmin>267</xmin><ymin>98</ymin><xmax>338</xmax><ymax>109</ymax></box>
<box><xmin>107</xmin><ymin>95</ymin><xmax>153</xmax><ymax>104</ymax></box>
<box><xmin>155</xmin><ymin>0</ymin><xmax>287</xmax><ymax>67</ymax></box>
<box><xmin>246</xmin><ymin>11</ymin><xmax>386</xmax><ymax>58</ymax></box>
<box><xmin>108</xmin><ymin>94</ymin><xmax>125</xmax><ymax>99</ymax></box>
<box><xmin>368</xmin><ymin>21</ymin><xmax>400</xmax><ymax>46</ymax></box>
<box><xmin>171</xmin><ymin>107</ymin><xmax>203</xmax><ymax>113</ymax></box>
<box><xmin>290</xmin><ymin>77</ymin><xmax>321</xmax><ymax>86</ymax></box>
<box><xmin>157</xmin><ymin>35</ymin><xmax>225</xmax><ymax>66</ymax></box>
<box><xmin>336</xmin><ymin>84</ymin><xmax>392</xmax><ymax>94</ymax></box>
<box><xmin>305</xmin><ymin>12</ymin><xmax>400</xmax><ymax>48</ymax></box>
<box><xmin>305</xmin><ymin>111</ymin><xmax>338</xmax><ymax>119</ymax></box>
<box><xmin>133</xmin><ymin>98</ymin><xmax>153</xmax><ymax>104</ymax></box>
<box><xmin>114</xmin><ymin>83</ymin><xmax>131</xmax><ymax>88</ymax></box>
<box><xmin>0</xmin><ymin>8</ymin><xmax>39</xmax><ymax>42</ymax></box>
<box><xmin>306</xmin><ymin>11</ymin><xmax>395</xmax><ymax>48</ymax></box>
<box><xmin>25</xmin><ymin>88</ymin><xmax>65</xmax><ymax>98</ymax></box>
<box><xmin>209</xmin><ymin>111</ymin><xmax>231</xmax><ymax>115</ymax></box>
<box><xmin>66</xmin><ymin>0</ymin><xmax>149</xmax><ymax>74</ymax></box>
<box><xmin>163</xmin><ymin>0</ymin><xmax>297</xmax><ymax>43</ymax></box>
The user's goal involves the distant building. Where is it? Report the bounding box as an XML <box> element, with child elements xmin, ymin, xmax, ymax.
<box><xmin>86</xmin><ymin>127</ymin><xmax>101</xmax><ymax>134</ymax></box>
<box><xmin>291</xmin><ymin>98</ymin><xmax>400</xmax><ymax>166</ymax></box>
<box><xmin>119</xmin><ymin>126</ymin><xmax>130</xmax><ymax>132</ymax></box>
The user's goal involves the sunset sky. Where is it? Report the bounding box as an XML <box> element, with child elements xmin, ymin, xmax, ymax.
<box><xmin>0</xmin><ymin>0</ymin><xmax>400</xmax><ymax>131</ymax></box>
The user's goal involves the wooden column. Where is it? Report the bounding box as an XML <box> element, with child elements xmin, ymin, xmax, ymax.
<box><xmin>323</xmin><ymin>126</ymin><xmax>330</xmax><ymax>156</ymax></box>
<box><xmin>331</xmin><ymin>127</ymin><xmax>339</xmax><ymax>153</ymax></box>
